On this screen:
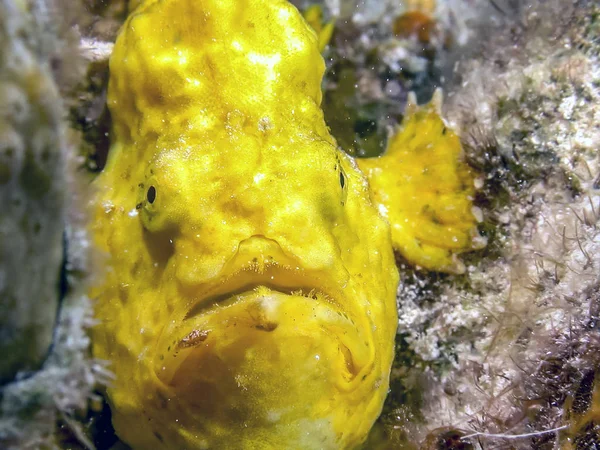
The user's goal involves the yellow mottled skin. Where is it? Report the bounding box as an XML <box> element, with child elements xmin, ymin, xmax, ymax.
<box><xmin>92</xmin><ymin>0</ymin><xmax>479</xmax><ymax>449</ymax></box>
<box><xmin>93</xmin><ymin>0</ymin><xmax>397</xmax><ymax>449</ymax></box>
<box><xmin>357</xmin><ymin>96</ymin><xmax>483</xmax><ymax>273</ymax></box>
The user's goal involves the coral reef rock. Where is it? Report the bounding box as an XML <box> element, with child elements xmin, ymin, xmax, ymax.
<box><xmin>0</xmin><ymin>0</ymin><xmax>67</xmax><ymax>385</ymax></box>
<box><xmin>375</xmin><ymin>0</ymin><xmax>600</xmax><ymax>448</ymax></box>
<box><xmin>0</xmin><ymin>0</ymin><xmax>100</xmax><ymax>449</ymax></box>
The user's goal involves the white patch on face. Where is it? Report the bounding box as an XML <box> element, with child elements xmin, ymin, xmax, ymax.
<box><xmin>185</xmin><ymin>77</ymin><xmax>201</xmax><ymax>87</ymax></box>
<box><xmin>231</xmin><ymin>40</ymin><xmax>243</xmax><ymax>51</ymax></box>
<box><xmin>277</xmin><ymin>7</ymin><xmax>291</xmax><ymax>21</ymax></box>
<box><xmin>377</xmin><ymin>203</ymin><xmax>389</xmax><ymax>217</ymax></box>
<box><xmin>177</xmin><ymin>50</ymin><xmax>188</xmax><ymax>66</ymax></box>
<box><xmin>266</xmin><ymin>410</ymin><xmax>282</xmax><ymax>423</ymax></box>
<box><xmin>259</xmin><ymin>294</ymin><xmax>281</xmax><ymax>320</ymax></box>
<box><xmin>247</xmin><ymin>52</ymin><xmax>282</xmax><ymax>83</ymax></box>
<box><xmin>294</xmin><ymin>417</ymin><xmax>338</xmax><ymax>449</ymax></box>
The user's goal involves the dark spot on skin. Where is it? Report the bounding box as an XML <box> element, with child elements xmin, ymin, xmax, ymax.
<box><xmin>153</xmin><ymin>431</ymin><xmax>164</xmax><ymax>443</ymax></box>
<box><xmin>178</xmin><ymin>329</ymin><xmax>210</xmax><ymax>349</ymax></box>
<box><xmin>442</xmin><ymin>127</ymin><xmax>447</xmax><ymax>135</ymax></box>
<box><xmin>255</xmin><ymin>322</ymin><xmax>278</xmax><ymax>332</ymax></box>
<box><xmin>147</xmin><ymin>186</ymin><xmax>156</xmax><ymax>204</ymax></box>
<box><xmin>131</xmin><ymin>259</ymin><xmax>142</xmax><ymax>277</ymax></box>
<box><xmin>136</xmin><ymin>202</ymin><xmax>143</xmax><ymax>210</ymax></box>
<box><xmin>155</xmin><ymin>390</ymin><xmax>169</xmax><ymax>410</ymax></box>
<box><xmin>339</xmin><ymin>171</ymin><xmax>345</xmax><ymax>189</ymax></box>
<box><xmin>118</xmin><ymin>285</ymin><xmax>128</xmax><ymax>303</ymax></box>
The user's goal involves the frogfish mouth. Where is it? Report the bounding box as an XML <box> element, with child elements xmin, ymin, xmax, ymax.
<box><xmin>157</xmin><ymin>241</ymin><xmax>376</xmax><ymax>428</ymax></box>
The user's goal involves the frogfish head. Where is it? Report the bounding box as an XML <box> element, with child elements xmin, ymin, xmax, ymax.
<box><xmin>91</xmin><ymin>0</ymin><xmax>399</xmax><ymax>449</ymax></box>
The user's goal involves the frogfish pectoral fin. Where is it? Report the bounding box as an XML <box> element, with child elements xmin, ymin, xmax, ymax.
<box><xmin>357</xmin><ymin>92</ymin><xmax>486</xmax><ymax>273</ymax></box>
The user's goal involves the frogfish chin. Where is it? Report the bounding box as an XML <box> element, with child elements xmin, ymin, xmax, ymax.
<box><xmin>158</xmin><ymin>286</ymin><xmax>376</xmax><ymax>446</ymax></box>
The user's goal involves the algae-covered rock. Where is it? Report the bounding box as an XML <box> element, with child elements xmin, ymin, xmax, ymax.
<box><xmin>0</xmin><ymin>0</ymin><xmax>66</xmax><ymax>384</ymax></box>
<box><xmin>0</xmin><ymin>0</ymin><xmax>101</xmax><ymax>448</ymax></box>
<box><xmin>372</xmin><ymin>1</ymin><xmax>600</xmax><ymax>447</ymax></box>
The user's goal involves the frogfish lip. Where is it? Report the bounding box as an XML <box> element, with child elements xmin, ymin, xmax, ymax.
<box><xmin>152</xmin><ymin>268</ymin><xmax>376</xmax><ymax>424</ymax></box>
<box><xmin>156</xmin><ymin>279</ymin><xmax>373</xmax><ymax>386</ymax></box>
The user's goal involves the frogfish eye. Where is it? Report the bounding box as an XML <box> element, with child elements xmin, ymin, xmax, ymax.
<box><xmin>147</xmin><ymin>185</ymin><xmax>157</xmax><ymax>204</ymax></box>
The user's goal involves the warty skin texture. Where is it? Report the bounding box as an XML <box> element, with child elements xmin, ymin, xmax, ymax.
<box><xmin>91</xmin><ymin>0</ymin><xmax>399</xmax><ymax>449</ymax></box>
<box><xmin>357</xmin><ymin>97</ymin><xmax>483</xmax><ymax>274</ymax></box>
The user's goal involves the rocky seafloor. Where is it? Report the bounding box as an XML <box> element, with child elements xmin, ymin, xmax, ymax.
<box><xmin>0</xmin><ymin>0</ymin><xmax>598</xmax><ymax>448</ymax></box>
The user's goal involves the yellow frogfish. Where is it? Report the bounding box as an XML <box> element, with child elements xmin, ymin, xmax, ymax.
<box><xmin>91</xmin><ymin>0</ymin><xmax>481</xmax><ymax>449</ymax></box>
